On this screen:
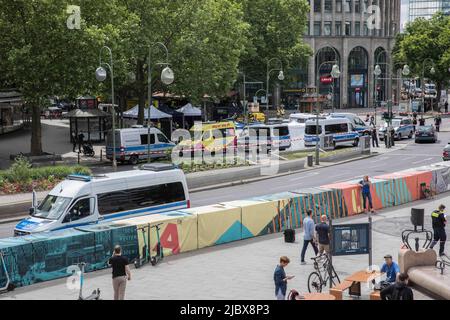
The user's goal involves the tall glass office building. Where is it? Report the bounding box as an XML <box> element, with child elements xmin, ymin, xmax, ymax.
<box><xmin>409</xmin><ymin>0</ymin><xmax>450</xmax><ymax>21</ymax></box>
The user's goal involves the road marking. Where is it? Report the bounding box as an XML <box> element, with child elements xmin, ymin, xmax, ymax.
<box><xmin>411</xmin><ymin>158</ymin><xmax>434</xmax><ymax>165</ymax></box>
<box><xmin>289</xmin><ymin>171</ymin><xmax>320</xmax><ymax>181</ymax></box>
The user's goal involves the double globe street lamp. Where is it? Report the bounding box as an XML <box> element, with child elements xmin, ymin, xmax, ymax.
<box><xmin>96</xmin><ymin>46</ymin><xmax>117</xmax><ymax>170</ymax></box>
<box><xmin>147</xmin><ymin>42</ymin><xmax>174</xmax><ymax>163</ymax></box>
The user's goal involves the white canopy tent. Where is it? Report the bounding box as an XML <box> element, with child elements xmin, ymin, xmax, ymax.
<box><xmin>123</xmin><ymin>105</ymin><xmax>172</xmax><ymax>120</ymax></box>
<box><xmin>176</xmin><ymin>103</ymin><xmax>202</xmax><ymax>117</ymax></box>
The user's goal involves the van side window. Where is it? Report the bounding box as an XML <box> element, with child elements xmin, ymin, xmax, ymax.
<box><xmin>97</xmin><ymin>182</ymin><xmax>186</xmax><ymax>215</ymax></box>
<box><xmin>64</xmin><ymin>198</ymin><xmax>93</xmax><ymax>223</ymax></box>
<box><xmin>157</xmin><ymin>133</ymin><xmax>169</xmax><ymax>143</ymax></box>
<box><xmin>140</xmin><ymin>134</ymin><xmax>156</xmax><ymax>145</ymax></box>
<box><xmin>325</xmin><ymin>123</ymin><xmax>348</xmax><ymax>134</ymax></box>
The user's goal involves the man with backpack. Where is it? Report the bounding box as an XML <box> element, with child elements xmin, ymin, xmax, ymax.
<box><xmin>380</xmin><ymin>273</ymin><xmax>414</xmax><ymax>300</ymax></box>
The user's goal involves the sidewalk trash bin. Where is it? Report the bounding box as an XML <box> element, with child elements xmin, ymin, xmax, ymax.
<box><xmin>307</xmin><ymin>155</ymin><xmax>313</xmax><ymax>167</ymax></box>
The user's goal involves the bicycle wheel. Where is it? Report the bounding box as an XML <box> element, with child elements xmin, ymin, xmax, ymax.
<box><xmin>307</xmin><ymin>272</ymin><xmax>323</xmax><ymax>293</ymax></box>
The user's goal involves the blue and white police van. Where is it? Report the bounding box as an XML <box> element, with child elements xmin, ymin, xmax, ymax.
<box><xmin>304</xmin><ymin>118</ymin><xmax>360</xmax><ymax>149</ymax></box>
<box><xmin>106</xmin><ymin>126</ymin><xmax>175</xmax><ymax>165</ymax></box>
<box><xmin>329</xmin><ymin>113</ymin><xmax>371</xmax><ymax>136</ymax></box>
<box><xmin>14</xmin><ymin>164</ymin><xmax>190</xmax><ymax>236</ymax></box>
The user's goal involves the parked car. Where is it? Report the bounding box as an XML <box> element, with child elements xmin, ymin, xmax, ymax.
<box><xmin>415</xmin><ymin>125</ymin><xmax>437</xmax><ymax>143</ymax></box>
<box><xmin>379</xmin><ymin>117</ymin><xmax>415</xmax><ymax>141</ymax></box>
<box><xmin>443</xmin><ymin>143</ymin><xmax>450</xmax><ymax>161</ymax></box>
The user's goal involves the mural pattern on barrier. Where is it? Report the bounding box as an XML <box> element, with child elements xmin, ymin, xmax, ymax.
<box><xmin>1</xmin><ymin>162</ymin><xmax>450</xmax><ymax>290</ymax></box>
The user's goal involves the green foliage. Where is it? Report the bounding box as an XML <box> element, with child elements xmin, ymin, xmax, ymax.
<box><xmin>0</xmin><ymin>157</ymin><xmax>92</xmax><ymax>185</ymax></box>
<box><xmin>393</xmin><ymin>12</ymin><xmax>450</xmax><ymax>95</ymax></box>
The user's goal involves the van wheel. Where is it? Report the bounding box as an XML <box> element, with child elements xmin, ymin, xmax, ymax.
<box><xmin>408</xmin><ymin>131</ymin><xmax>413</xmax><ymax>139</ymax></box>
<box><xmin>129</xmin><ymin>155</ymin><xmax>139</xmax><ymax>165</ymax></box>
<box><xmin>333</xmin><ymin>141</ymin><xmax>336</xmax><ymax>149</ymax></box>
<box><xmin>353</xmin><ymin>138</ymin><xmax>359</xmax><ymax>147</ymax></box>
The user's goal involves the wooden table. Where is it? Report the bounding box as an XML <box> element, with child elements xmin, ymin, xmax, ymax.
<box><xmin>345</xmin><ymin>270</ymin><xmax>382</xmax><ymax>283</ymax></box>
<box><xmin>301</xmin><ymin>293</ymin><xmax>336</xmax><ymax>300</ymax></box>
<box><xmin>344</xmin><ymin>270</ymin><xmax>383</xmax><ymax>297</ymax></box>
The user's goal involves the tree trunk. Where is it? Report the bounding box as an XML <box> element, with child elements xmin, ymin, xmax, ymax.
<box><xmin>137</xmin><ymin>60</ymin><xmax>145</xmax><ymax>125</ymax></box>
<box><xmin>436</xmin><ymin>82</ymin><xmax>442</xmax><ymax>112</ymax></box>
<box><xmin>30</xmin><ymin>104</ymin><xmax>42</xmax><ymax>156</ymax></box>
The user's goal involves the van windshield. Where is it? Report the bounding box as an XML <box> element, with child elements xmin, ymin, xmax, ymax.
<box><xmin>305</xmin><ymin>125</ymin><xmax>322</xmax><ymax>135</ymax></box>
<box><xmin>33</xmin><ymin>195</ymin><xmax>72</xmax><ymax>220</ymax></box>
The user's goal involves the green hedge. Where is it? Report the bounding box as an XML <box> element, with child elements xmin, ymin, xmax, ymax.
<box><xmin>0</xmin><ymin>156</ymin><xmax>91</xmax><ymax>184</ymax></box>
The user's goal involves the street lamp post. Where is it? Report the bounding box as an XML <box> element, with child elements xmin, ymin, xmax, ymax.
<box><xmin>422</xmin><ymin>58</ymin><xmax>435</xmax><ymax>114</ymax></box>
<box><xmin>266</xmin><ymin>58</ymin><xmax>285</xmax><ymax>111</ymax></box>
<box><xmin>315</xmin><ymin>59</ymin><xmax>340</xmax><ymax>165</ymax></box>
<box><xmin>96</xmin><ymin>46</ymin><xmax>117</xmax><ymax>171</ymax></box>
<box><xmin>239</xmin><ymin>72</ymin><xmax>263</xmax><ymax>129</ymax></box>
<box><xmin>147</xmin><ymin>42</ymin><xmax>174</xmax><ymax>163</ymax></box>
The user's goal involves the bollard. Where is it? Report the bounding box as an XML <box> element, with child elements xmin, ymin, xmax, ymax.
<box><xmin>78</xmin><ymin>152</ymin><xmax>80</xmax><ymax>165</ymax></box>
<box><xmin>307</xmin><ymin>155</ymin><xmax>313</xmax><ymax>167</ymax></box>
<box><xmin>100</xmin><ymin>149</ymin><xmax>103</xmax><ymax>162</ymax></box>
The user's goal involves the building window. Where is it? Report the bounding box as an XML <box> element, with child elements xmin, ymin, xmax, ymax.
<box><xmin>314</xmin><ymin>22</ymin><xmax>321</xmax><ymax>36</ymax></box>
<box><xmin>335</xmin><ymin>21</ymin><xmax>342</xmax><ymax>36</ymax></box>
<box><xmin>324</xmin><ymin>22</ymin><xmax>332</xmax><ymax>35</ymax></box>
<box><xmin>355</xmin><ymin>0</ymin><xmax>361</xmax><ymax>13</ymax></box>
<box><xmin>345</xmin><ymin>21</ymin><xmax>352</xmax><ymax>36</ymax></box>
<box><xmin>325</xmin><ymin>0</ymin><xmax>332</xmax><ymax>12</ymax></box>
<box><xmin>355</xmin><ymin>21</ymin><xmax>361</xmax><ymax>36</ymax></box>
<box><xmin>336</xmin><ymin>0</ymin><xmax>342</xmax><ymax>12</ymax></box>
<box><xmin>314</xmin><ymin>0</ymin><xmax>321</xmax><ymax>12</ymax></box>
<box><xmin>364</xmin><ymin>22</ymin><xmax>369</xmax><ymax>36</ymax></box>
<box><xmin>344</xmin><ymin>0</ymin><xmax>352</xmax><ymax>13</ymax></box>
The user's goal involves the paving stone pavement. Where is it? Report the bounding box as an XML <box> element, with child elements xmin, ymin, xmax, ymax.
<box><xmin>2</xmin><ymin>192</ymin><xmax>448</xmax><ymax>300</ymax></box>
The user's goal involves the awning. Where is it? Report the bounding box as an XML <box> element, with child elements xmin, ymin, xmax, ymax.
<box><xmin>176</xmin><ymin>103</ymin><xmax>202</xmax><ymax>116</ymax></box>
<box><xmin>123</xmin><ymin>105</ymin><xmax>172</xmax><ymax>120</ymax></box>
<box><xmin>66</xmin><ymin>108</ymin><xmax>111</xmax><ymax>118</ymax></box>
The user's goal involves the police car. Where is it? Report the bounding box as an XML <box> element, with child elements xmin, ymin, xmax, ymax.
<box><xmin>379</xmin><ymin>117</ymin><xmax>415</xmax><ymax>141</ymax></box>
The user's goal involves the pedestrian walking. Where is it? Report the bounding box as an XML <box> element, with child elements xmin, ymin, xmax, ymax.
<box><xmin>77</xmin><ymin>132</ymin><xmax>85</xmax><ymax>153</ymax></box>
<box><xmin>430</xmin><ymin>204</ymin><xmax>447</xmax><ymax>257</ymax></box>
<box><xmin>71</xmin><ymin>132</ymin><xmax>77</xmax><ymax>153</ymax></box>
<box><xmin>315</xmin><ymin>215</ymin><xmax>331</xmax><ymax>255</ymax></box>
<box><xmin>436</xmin><ymin>115</ymin><xmax>442</xmax><ymax>132</ymax></box>
<box><xmin>412</xmin><ymin>117</ymin><xmax>417</xmax><ymax>132</ymax></box>
<box><xmin>300</xmin><ymin>209</ymin><xmax>318</xmax><ymax>265</ymax></box>
<box><xmin>371</xmin><ymin>127</ymin><xmax>379</xmax><ymax>148</ymax></box>
<box><xmin>390</xmin><ymin>127</ymin><xmax>395</xmax><ymax>146</ymax></box>
<box><xmin>380</xmin><ymin>273</ymin><xmax>414</xmax><ymax>300</ymax></box>
<box><xmin>419</xmin><ymin>116</ymin><xmax>425</xmax><ymax>126</ymax></box>
<box><xmin>108</xmin><ymin>245</ymin><xmax>131</xmax><ymax>300</ymax></box>
<box><xmin>273</xmin><ymin>256</ymin><xmax>294</xmax><ymax>300</ymax></box>
<box><xmin>359</xmin><ymin>175</ymin><xmax>374</xmax><ymax>213</ymax></box>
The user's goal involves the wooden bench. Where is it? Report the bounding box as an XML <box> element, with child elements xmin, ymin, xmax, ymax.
<box><xmin>329</xmin><ymin>281</ymin><xmax>353</xmax><ymax>300</ymax></box>
<box><xmin>370</xmin><ymin>290</ymin><xmax>381</xmax><ymax>300</ymax></box>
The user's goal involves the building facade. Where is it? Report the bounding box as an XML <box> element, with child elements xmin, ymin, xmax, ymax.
<box><xmin>291</xmin><ymin>0</ymin><xmax>401</xmax><ymax>109</ymax></box>
<box><xmin>409</xmin><ymin>0</ymin><xmax>450</xmax><ymax>22</ymax></box>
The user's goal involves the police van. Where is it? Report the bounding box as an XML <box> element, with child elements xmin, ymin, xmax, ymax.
<box><xmin>14</xmin><ymin>164</ymin><xmax>189</xmax><ymax>236</ymax></box>
<box><xmin>106</xmin><ymin>126</ymin><xmax>175</xmax><ymax>165</ymax></box>
<box><xmin>304</xmin><ymin>118</ymin><xmax>360</xmax><ymax>149</ymax></box>
<box><xmin>329</xmin><ymin>113</ymin><xmax>371</xmax><ymax>136</ymax></box>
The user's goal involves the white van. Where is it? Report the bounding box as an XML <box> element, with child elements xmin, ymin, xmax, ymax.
<box><xmin>241</xmin><ymin>123</ymin><xmax>291</xmax><ymax>151</ymax></box>
<box><xmin>13</xmin><ymin>164</ymin><xmax>189</xmax><ymax>236</ymax></box>
<box><xmin>106</xmin><ymin>127</ymin><xmax>175</xmax><ymax>165</ymax></box>
<box><xmin>289</xmin><ymin>113</ymin><xmax>316</xmax><ymax>124</ymax></box>
<box><xmin>304</xmin><ymin>118</ymin><xmax>360</xmax><ymax>149</ymax></box>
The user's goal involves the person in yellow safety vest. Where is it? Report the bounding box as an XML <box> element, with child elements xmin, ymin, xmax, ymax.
<box><xmin>430</xmin><ymin>204</ymin><xmax>447</xmax><ymax>257</ymax></box>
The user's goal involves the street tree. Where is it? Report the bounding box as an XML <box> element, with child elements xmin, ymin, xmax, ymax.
<box><xmin>0</xmin><ymin>0</ymin><xmax>133</xmax><ymax>155</ymax></box>
<box><xmin>393</xmin><ymin>12</ymin><xmax>450</xmax><ymax>107</ymax></box>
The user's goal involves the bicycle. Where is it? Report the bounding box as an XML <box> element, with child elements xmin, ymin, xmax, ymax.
<box><xmin>307</xmin><ymin>254</ymin><xmax>340</xmax><ymax>293</ymax></box>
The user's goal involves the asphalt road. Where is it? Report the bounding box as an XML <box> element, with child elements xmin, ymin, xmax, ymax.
<box><xmin>1</xmin><ymin>129</ymin><xmax>448</xmax><ymax>239</ymax></box>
